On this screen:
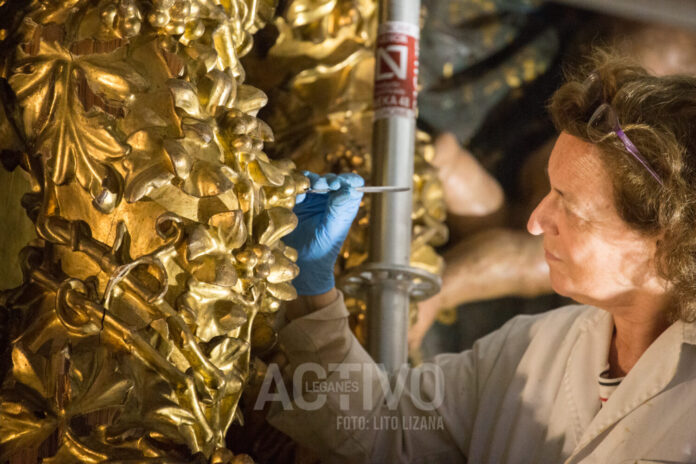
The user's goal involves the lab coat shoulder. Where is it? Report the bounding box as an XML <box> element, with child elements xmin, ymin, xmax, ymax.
<box><xmin>365</xmin><ymin>304</ymin><xmax>599</xmax><ymax>463</ymax></box>
<box><xmin>463</xmin><ymin>302</ymin><xmax>599</xmax><ymax>396</ymax></box>
<box><xmin>435</xmin><ymin>303</ymin><xmax>606</xmax><ymax>463</ymax></box>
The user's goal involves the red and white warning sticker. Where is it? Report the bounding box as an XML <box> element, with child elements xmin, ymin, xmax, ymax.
<box><xmin>373</xmin><ymin>21</ymin><xmax>419</xmax><ymax>120</ymax></box>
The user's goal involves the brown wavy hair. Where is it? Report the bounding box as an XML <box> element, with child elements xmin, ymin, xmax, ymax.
<box><xmin>549</xmin><ymin>50</ymin><xmax>696</xmax><ymax>322</ymax></box>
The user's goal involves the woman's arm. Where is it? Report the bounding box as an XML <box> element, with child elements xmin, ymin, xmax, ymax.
<box><xmin>285</xmin><ymin>288</ymin><xmax>339</xmax><ymax>321</ymax></box>
<box><xmin>268</xmin><ymin>291</ymin><xmax>474</xmax><ymax>463</ymax></box>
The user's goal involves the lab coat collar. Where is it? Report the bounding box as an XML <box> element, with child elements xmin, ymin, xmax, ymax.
<box><xmin>563</xmin><ymin>307</ymin><xmax>613</xmax><ymax>442</ymax></box>
<box><xmin>682</xmin><ymin>318</ymin><xmax>696</xmax><ymax>345</ymax></box>
<box><xmin>571</xmin><ymin>312</ymin><xmax>684</xmax><ymax>455</ymax></box>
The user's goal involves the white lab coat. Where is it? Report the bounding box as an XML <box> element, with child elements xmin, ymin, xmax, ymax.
<box><xmin>267</xmin><ymin>292</ymin><xmax>696</xmax><ymax>463</ymax></box>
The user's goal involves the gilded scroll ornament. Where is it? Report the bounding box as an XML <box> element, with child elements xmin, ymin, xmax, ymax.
<box><xmin>0</xmin><ymin>0</ymin><xmax>306</xmax><ymax>461</ymax></box>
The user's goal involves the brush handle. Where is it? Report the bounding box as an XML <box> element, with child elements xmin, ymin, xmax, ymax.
<box><xmin>307</xmin><ymin>185</ymin><xmax>410</xmax><ymax>194</ymax></box>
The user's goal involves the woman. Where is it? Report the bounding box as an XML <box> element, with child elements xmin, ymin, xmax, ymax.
<box><xmin>268</xmin><ymin>53</ymin><xmax>696</xmax><ymax>463</ymax></box>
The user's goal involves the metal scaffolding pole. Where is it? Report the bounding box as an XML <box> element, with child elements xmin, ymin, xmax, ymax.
<box><xmin>340</xmin><ymin>0</ymin><xmax>440</xmax><ymax>371</ymax></box>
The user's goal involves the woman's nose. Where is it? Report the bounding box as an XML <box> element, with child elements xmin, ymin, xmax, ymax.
<box><xmin>527</xmin><ymin>194</ymin><xmax>557</xmax><ymax>236</ymax></box>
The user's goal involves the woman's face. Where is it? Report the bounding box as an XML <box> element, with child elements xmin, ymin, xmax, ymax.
<box><xmin>527</xmin><ymin>132</ymin><xmax>663</xmax><ymax>308</ymax></box>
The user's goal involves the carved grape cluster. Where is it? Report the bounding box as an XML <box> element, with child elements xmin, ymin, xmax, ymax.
<box><xmin>148</xmin><ymin>0</ymin><xmax>205</xmax><ymax>43</ymax></box>
<box><xmin>99</xmin><ymin>0</ymin><xmax>143</xmax><ymax>38</ymax></box>
<box><xmin>98</xmin><ymin>0</ymin><xmax>206</xmax><ymax>42</ymax></box>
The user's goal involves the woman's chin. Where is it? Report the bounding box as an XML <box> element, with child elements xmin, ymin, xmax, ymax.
<box><xmin>549</xmin><ymin>274</ymin><xmax>597</xmax><ymax>306</ymax></box>
<box><xmin>549</xmin><ymin>270</ymin><xmax>572</xmax><ymax>298</ymax></box>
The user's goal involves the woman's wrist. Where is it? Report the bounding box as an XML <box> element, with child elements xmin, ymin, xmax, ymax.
<box><xmin>285</xmin><ymin>287</ymin><xmax>339</xmax><ymax>321</ymax></box>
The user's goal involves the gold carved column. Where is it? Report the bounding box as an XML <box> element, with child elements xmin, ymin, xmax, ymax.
<box><xmin>0</xmin><ymin>0</ymin><xmax>307</xmax><ymax>462</ymax></box>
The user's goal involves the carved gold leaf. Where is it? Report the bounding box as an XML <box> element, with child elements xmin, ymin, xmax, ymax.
<box><xmin>9</xmin><ymin>41</ymin><xmax>150</xmax><ymax>212</ymax></box>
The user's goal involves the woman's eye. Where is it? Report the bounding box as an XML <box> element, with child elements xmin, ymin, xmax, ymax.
<box><xmin>560</xmin><ymin>200</ymin><xmax>581</xmax><ymax>220</ymax></box>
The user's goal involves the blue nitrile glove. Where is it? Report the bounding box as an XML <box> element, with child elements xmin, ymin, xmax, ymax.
<box><xmin>284</xmin><ymin>171</ymin><xmax>364</xmax><ymax>295</ymax></box>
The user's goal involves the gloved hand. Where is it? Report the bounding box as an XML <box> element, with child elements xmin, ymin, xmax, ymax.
<box><xmin>284</xmin><ymin>171</ymin><xmax>364</xmax><ymax>295</ymax></box>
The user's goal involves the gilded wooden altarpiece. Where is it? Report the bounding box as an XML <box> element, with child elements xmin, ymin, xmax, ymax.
<box><xmin>0</xmin><ymin>0</ymin><xmax>307</xmax><ymax>461</ymax></box>
<box><xmin>0</xmin><ymin>0</ymin><xmax>447</xmax><ymax>462</ymax></box>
